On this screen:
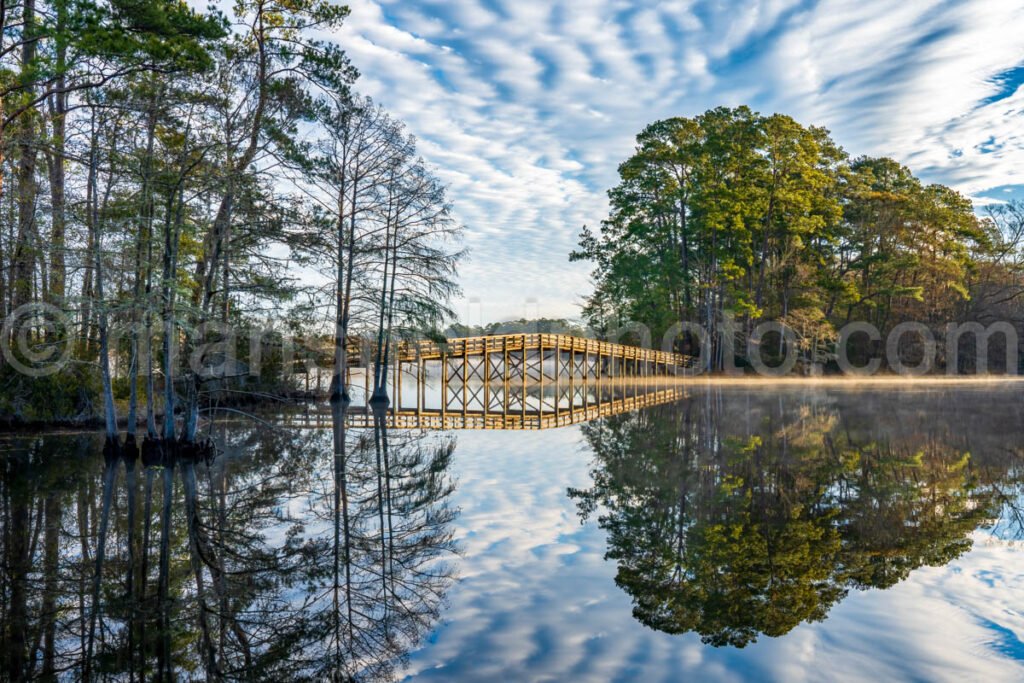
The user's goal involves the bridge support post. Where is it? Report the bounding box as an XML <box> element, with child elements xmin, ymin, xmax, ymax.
<box><xmin>521</xmin><ymin>339</ymin><xmax>527</xmax><ymax>426</ymax></box>
<box><xmin>417</xmin><ymin>355</ymin><xmax>423</xmax><ymax>413</ymax></box>
<box><xmin>483</xmin><ymin>344</ymin><xmax>490</xmax><ymax>423</ymax></box>
<box><xmin>503</xmin><ymin>337</ymin><xmax>509</xmax><ymax>423</ymax></box>
<box><xmin>462</xmin><ymin>342</ymin><xmax>468</xmax><ymax>415</ymax></box>
<box><xmin>539</xmin><ymin>342</ymin><xmax>546</xmax><ymax>418</ymax></box>
<box><xmin>441</xmin><ymin>354</ymin><xmax>448</xmax><ymax>422</ymax></box>
<box><xmin>396</xmin><ymin>356</ymin><xmax>402</xmax><ymax>413</ymax></box>
<box><xmin>570</xmin><ymin>346</ymin><xmax>575</xmax><ymax>423</ymax></box>
<box><xmin>555</xmin><ymin>338</ymin><xmax>561</xmax><ymax>421</ymax></box>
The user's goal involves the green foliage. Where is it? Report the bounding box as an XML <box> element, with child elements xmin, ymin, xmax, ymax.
<box><xmin>0</xmin><ymin>362</ymin><xmax>102</xmax><ymax>424</ymax></box>
<box><xmin>2</xmin><ymin>0</ymin><xmax>226</xmax><ymax>114</ymax></box>
<box><xmin>573</xmin><ymin>108</ymin><xmax>990</xmax><ymax>369</ymax></box>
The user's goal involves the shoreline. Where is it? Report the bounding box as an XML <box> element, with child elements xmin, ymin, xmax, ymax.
<box><xmin>0</xmin><ymin>393</ymin><xmax>319</xmax><ymax>436</ymax></box>
<box><xmin>4</xmin><ymin>375</ymin><xmax>1023</xmax><ymax>436</ymax></box>
<box><xmin>666</xmin><ymin>374</ymin><xmax>1024</xmax><ymax>385</ymax></box>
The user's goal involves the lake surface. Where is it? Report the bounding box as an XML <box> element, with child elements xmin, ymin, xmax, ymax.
<box><xmin>2</xmin><ymin>382</ymin><xmax>1024</xmax><ymax>681</ymax></box>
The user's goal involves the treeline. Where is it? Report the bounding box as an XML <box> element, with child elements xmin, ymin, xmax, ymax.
<box><xmin>0</xmin><ymin>0</ymin><xmax>462</xmax><ymax>429</ymax></box>
<box><xmin>447</xmin><ymin>317</ymin><xmax>589</xmax><ymax>338</ymax></box>
<box><xmin>572</xmin><ymin>107</ymin><xmax>1024</xmax><ymax>371</ymax></box>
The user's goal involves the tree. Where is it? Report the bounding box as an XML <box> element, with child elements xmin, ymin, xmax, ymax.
<box><xmin>573</xmin><ymin>108</ymin><xmax>996</xmax><ymax>372</ymax></box>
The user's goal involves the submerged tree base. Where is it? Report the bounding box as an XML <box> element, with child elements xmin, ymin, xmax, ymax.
<box><xmin>139</xmin><ymin>435</ymin><xmax>217</xmax><ymax>468</ymax></box>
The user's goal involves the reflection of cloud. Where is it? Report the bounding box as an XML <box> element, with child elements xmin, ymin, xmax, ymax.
<box><xmin>402</xmin><ymin>430</ymin><xmax>1024</xmax><ymax>682</ymax></box>
<box><xmin>334</xmin><ymin>0</ymin><xmax>1024</xmax><ymax>319</ymax></box>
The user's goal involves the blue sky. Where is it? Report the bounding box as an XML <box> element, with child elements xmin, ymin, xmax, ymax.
<box><xmin>333</xmin><ymin>0</ymin><xmax>1024</xmax><ymax>324</ymax></box>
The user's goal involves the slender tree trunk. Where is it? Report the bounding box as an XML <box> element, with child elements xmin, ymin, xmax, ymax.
<box><xmin>139</xmin><ymin>462</ymin><xmax>154</xmax><ymax>677</ymax></box>
<box><xmin>182</xmin><ymin>460</ymin><xmax>218</xmax><ymax>676</ymax></box>
<box><xmin>161</xmin><ymin>185</ymin><xmax>184</xmax><ymax>441</ymax></box>
<box><xmin>4</xmin><ymin>456</ymin><xmax>30</xmax><ymax>681</ymax></box>
<box><xmin>331</xmin><ymin>154</ymin><xmax>348</xmax><ymax>403</ymax></box>
<box><xmin>45</xmin><ymin>1</ymin><xmax>68</xmax><ymax>306</ymax></box>
<box><xmin>86</xmin><ymin>111</ymin><xmax>118</xmax><ymax>440</ymax></box>
<box><xmin>10</xmin><ymin>0</ymin><xmax>38</xmax><ymax>315</ymax></box>
<box><xmin>340</xmin><ymin>171</ymin><xmax>360</xmax><ymax>397</ymax></box>
<box><xmin>40</xmin><ymin>490</ymin><xmax>60</xmax><ymax>681</ymax></box>
<box><xmin>127</xmin><ymin>102</ymin><xmax>158</xmax><ymax>440</ymax></box>
<box><xmin>0</xmin><ymin>185</ymin><xmax>7</xmax><ymax>327</ymax></box>
<box><xmin>194</xmin><ymin>5</ymin><xmax>268</xmax><ymax>314</ymax></box>
<box><xmin>372</xmin><ymin>417</ymin><xmax>389</xmax><ymax>620</ymax></box>
<box><xmin>330</xmin><ymin>400</ymin><xmax>355</xmax><ymax>652</ymax></box>
<box><xmin>372</xmin><ymin>173</ymin><xmax>396</xmax><ymax>399</ymax></box>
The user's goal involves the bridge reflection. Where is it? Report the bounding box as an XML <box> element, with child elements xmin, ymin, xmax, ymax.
<box><xmin>286</xmin><ymin>377</ymin><xmax>689</xmax><ymax>430</ymax></box>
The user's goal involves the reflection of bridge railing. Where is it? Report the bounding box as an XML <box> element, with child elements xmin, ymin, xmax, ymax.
<box><xmin>281</xmin><ymin>379</ymin><xmax>688</xmax><ymax>431</ymax></box>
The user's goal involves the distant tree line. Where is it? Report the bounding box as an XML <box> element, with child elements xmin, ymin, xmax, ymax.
<box><xmin>0</xmin><ymin>0</ymin><xmax>463</xmax><ymax>429</ymax></box>
<box><xmin>572</xmin><ymin>107</ymin><xmax>1024</xmax><ymax>372</ymax></box>
<box><xmin>447</xmin><ymin>317</ymin><xmax>589</xmax><ymax>338</ymax></box>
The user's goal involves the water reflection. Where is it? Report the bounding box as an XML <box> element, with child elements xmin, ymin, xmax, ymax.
<box><xmin>0</xmin><ymin>418</ymin><xmax>458</xmax><ymax>681</ymax></box>
<box><xmin>4</xmin><ymin>383</ymin><xmax>1024</xmax><ymax>680</ymax></box>
<box><xmin>296</xmin><ymin>375</ymin><xmax>688</xmax><ymax>430</ymax></box>
<box><xmin>570</xmin><ymin>387</ymin><xmax>1024</xmax><ymax>648</ymax></box>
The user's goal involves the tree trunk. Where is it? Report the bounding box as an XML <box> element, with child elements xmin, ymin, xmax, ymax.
<box><xmin>157</xmin><ymin>456</ymin><xmax>174</xmax><ymax>681</ymax></box>
<box><xmin>45</xmin><ymin>4</ymin><xmax>68</xmax><ymax>306</ymax></box>
<box><xmin>87</xmin><ymin>111</ymin><xmax>118</xmax><ymax>440</ymax></box>
<box><xmin>4</xmin><ymin>456</ymin><xmax>30</xmax><ymax>681</ymax></box>
<box><xmin>161</xmin><ymin>184</ymin><xmax>185</xmax><ymax>441</ymax></box>
<box><xmin>10</xmin><ymin>0</ymin><xmax>38</xmax><ymax>315</ymax></box>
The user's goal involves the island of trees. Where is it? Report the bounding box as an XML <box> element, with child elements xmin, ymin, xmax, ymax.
<box><xmin>572</xmin><ymin>107</ymin><xmax>1024</xmax><ymax>372</ymax></box>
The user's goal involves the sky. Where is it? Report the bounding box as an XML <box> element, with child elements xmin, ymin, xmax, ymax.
<box><xmin>331</xmin><ymin>0</ymin><xmax>1024</xmax><ymax>324</ymax></box>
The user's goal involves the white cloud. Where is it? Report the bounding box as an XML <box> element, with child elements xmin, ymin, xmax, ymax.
<box><xmin>335</xmin><ymin>0</ymin><xmax>1024</xmax><ymax>321</ymax></box>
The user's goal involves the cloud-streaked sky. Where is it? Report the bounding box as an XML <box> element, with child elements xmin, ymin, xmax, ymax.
<box><xmin>333</xmin><ymin>0</ymin><xmax>1024</xmax><ymax>323</ymax></box>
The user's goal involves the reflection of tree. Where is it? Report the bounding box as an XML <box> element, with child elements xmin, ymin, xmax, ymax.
<box><xmin>1</xmin><ymin>434</ymin><xmax>97</xmax><ymax>680</ymax></box>
<box><xmin>320</xmin><ymin>404</ymin><xmax>459</xmax><ymax>681</ymax></box>
<box><xmin>570</xmin><ymin>390</ymin><xmax>1024</xmax><ymax>648</ymax></box>
<box><xmin>0</xmin><ymin>417</ymin><xmax>458</xmax><ymax>681</ymax></box>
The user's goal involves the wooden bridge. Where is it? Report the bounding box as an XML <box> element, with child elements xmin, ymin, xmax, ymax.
<box><xmin>351</xmin><ymin>332</ymin><xmax>691</xmax><ymax>399</ymax></box>
<box><xmin>289</xmin><ymin>333</ymin><xmax>694</xmax><ymax>430</ymax></box>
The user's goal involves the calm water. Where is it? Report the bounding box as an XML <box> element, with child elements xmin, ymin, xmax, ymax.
<box><xmin>2</xmin><ymin>383</ymin><xmax>1024</xmax><ymax>681</ymax></box>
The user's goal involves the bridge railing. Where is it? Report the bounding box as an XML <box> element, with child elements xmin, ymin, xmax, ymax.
<box><xmin>393</xmin><ymin>332</ymin><xmax>693</xmax><ymax>367</ymax></box>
